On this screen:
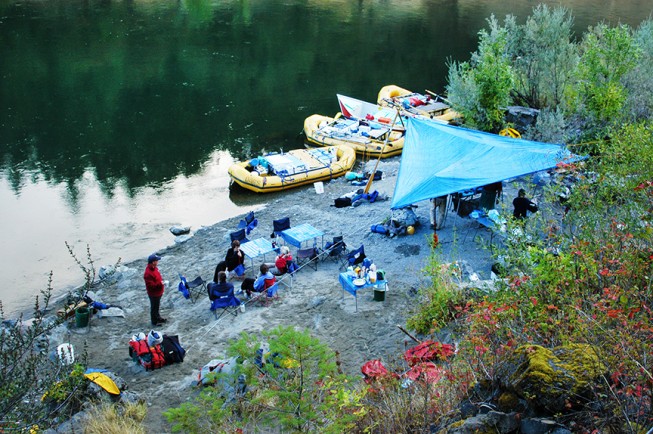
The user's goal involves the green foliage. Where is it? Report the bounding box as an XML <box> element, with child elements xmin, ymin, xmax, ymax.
<box><xmin>457</xmin><ymin>121</ymin><xmax>653</xmax><ymax>429</ymax></box>
<box><xmin>446</xmin><ymin>8</ymin><xmax>653</xmax><ymax>143</ymax></box>
<box><xmin>0</xmin><ymin>244</ymin><xmax>115</xmax><ymax>431</ymax></box>
<box><xmin>0</xmin><ymin>277</ymin><xmax>69</xmax><ymax>431</ymax></box>
<box><xmin>165</xmin><ymin>326</ymin><xmax>366</xmax><ymax>433</ymax></box>
<box><xmin>163</xmin><ymin>392</ymin><xmax>236</xmax><ymax>434</ymax></box>
<box><xmin>447</xmin><ymin>15</ymin><xmax>514</xmax><ymax>132</ymax></box>
<box><xmin>624</xmin><ymin>19</ymin><xmax>653</xmax><ymax>120</ymax></box>
<box><xmin>528</xmin><ymin>106</ymin><xmax>568</xmax><ymax>143</ymax></box>
<box><xmin>41</xmin><ymin>364</ymin><xmax>86</xmax><ymax>404</ymax></box>
<box><xmin>400</xmin><ymin>119</ymin><xmax>653</xmax><ymax>429</ymax></box>
<box><xmin>573</xmin><ymin>23</ymin><xmax>640</xmax><ymax>131</ymax></box>
<box><xmin>407</xmin><ymin>255</ymin><xmax>465</xmax><ymax>335</ymax></box>
<box><xmin>506</xmin><ymin>5</ymin><xmax>578</xmax><ymax>110</ymax></box>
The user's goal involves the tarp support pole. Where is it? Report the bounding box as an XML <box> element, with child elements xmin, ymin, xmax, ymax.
<box><xmin>364</xmin><ymin>109</ymin><xmax>400</xmax><ymax>194</ymax></box>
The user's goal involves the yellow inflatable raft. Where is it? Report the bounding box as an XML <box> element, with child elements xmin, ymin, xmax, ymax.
<box><xmin>377</xmin><ymin>85</ymin><xmax>461</xmax><ymax>123</ymax></box>
<box><xmin>228</xmin><ymin>145</ymin><xmax>356</xmax><ymax>193</ymax></box>
<box><xmin>303</xmin><ymin>114</ymin><xmax>405</xmax><ymax>158</ymax></box>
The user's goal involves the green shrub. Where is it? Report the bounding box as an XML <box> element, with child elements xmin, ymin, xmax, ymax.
<box><xmin>165</xmin><ymin>326</ymin><xmax>366</xmax><ymax>433</ymax></box>
<box><xmin>407</xmin><ymin>254</ymin><xmax>466</xmax><ymax>335</ymax></box>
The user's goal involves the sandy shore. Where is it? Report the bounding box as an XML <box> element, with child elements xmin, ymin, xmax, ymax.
<box><xmin>49</xmin><ymin>157</ymin><xmax>500</xmax><ymax>431</ymax></box>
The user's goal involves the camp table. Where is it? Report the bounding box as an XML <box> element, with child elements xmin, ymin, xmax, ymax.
<box><xmin>240</xmin><ymin>237</ymin><xmax>277</xmax><ymax>270</ymax></box>
<box><xmin>280</xmin><ymin>223</ymin><xmax>324</xmax><ymax>250</ymax></box>
<box><xmin>338</xmin><ymin>272</ymin><xmax>388</xmax><ymax>312</ymax></box>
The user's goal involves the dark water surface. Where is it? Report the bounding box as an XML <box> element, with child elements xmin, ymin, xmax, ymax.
<box><xmin>1</xmin><ymin>0</ymin><xmax>651</xmax><ymax>316</ymax></box>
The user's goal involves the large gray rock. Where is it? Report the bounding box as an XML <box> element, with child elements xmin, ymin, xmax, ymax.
<box><xmin>174</xmin><ymin>235</ymin><xmax>192</xmax><ymax>244</ymax></box>
<box><xmin>170</xmin><ymin>225</ymin><xmax>191</xmax><ymax>236</ymax></box>
<box><xmin>445</xmin><ymin>411</ymin><xmax>518</xmax><ymax>433</ymax></box>
<box><xmin>505</xmin><ymin>106</ymin><xmax>540</xmax><ymax>131</ymax></box>
<box><xmin>520</xmin><ymin>418</ymin><xmax>560</xmax><ymax>434</ymax></box>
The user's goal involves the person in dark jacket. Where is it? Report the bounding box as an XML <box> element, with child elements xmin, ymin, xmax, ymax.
<box><xmin>208</xmin><ymin>271</ymin><xmax>235</xmax><ymax>301</ymax></box>
<box><xmin>143</xmin><ymin>253</ymin><xmax>167</xmax><ymax>326</ymax></box>
<box><xmin>225</xmin><ymin>240</ymin><xmax>245</xmax><ymax>279</ymax></box>
<box><xmin>513</xmin><ymin>188</ymin><xmax>539</xmax><ymax>219</ymax></box>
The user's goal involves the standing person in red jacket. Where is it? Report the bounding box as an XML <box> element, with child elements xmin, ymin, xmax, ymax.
<box><xmin>144</xmin><ymin>253</ymin><xmax>167</xmax><ymax>326</ymax></box>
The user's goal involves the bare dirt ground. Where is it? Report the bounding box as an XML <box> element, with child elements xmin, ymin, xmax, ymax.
<box><xmin>49</xmin><ymin>157</ymin><xmax>507</xmax><ymax>432</ymax></box>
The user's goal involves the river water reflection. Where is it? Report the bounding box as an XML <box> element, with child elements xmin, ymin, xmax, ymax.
<box><xmin>1</xmin><ymin>0</ymin><xmax>650</xmax><ymax>316</ymax></box>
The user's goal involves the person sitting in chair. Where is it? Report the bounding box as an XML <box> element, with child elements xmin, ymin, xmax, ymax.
<box><xmin>208</xmin><ymin>271</ymin><xmax>235</xmax><ymax>301</ymax></box>
<box><xmin>225</xmin><ymin>240</ymin><xmax>245</xmax><ymax>280</ymax></box>
<box><xmin>241</xmin><ymin>264</ymin><xmax>276</xmax><ymax>299</ymax></box>
<box><xmin>270</xmin><ymin>245</ymin><xmax>293</xmax><ymax>275</ymax></box>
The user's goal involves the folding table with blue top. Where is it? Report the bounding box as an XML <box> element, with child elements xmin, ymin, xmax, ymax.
<box><xmin>239</xmin><ymin>237</ymin><xmax>277</xmax><ymax>270</ymax></box>
<box><xmin>338</xmin><ymin>272</ymin><xmax>388</xmax><ymax>312</ymax></box>
<box><xmin>280</xmin><ymin>223</ymin><xmax>324</xmax><ymax>250</ymax></box>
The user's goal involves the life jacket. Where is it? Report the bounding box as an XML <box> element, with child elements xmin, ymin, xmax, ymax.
<box><xmin>263</xmin><ymin>276</ymin><xmax>276</xmax><ymax>289</ymax></box>
<box><xmin>129</xmin><ymin>335</ymin><xmax>168</xmax><ymax>370</ymax></box>
<box><xmin>129</xmin><ymin>339</ymin><xmax>150</xmax><ymax>359</ymax></box>
<box><xmin>140</xmin><ymin>344</ymin><xmax>166</xmax><ymax>371</ymax></box>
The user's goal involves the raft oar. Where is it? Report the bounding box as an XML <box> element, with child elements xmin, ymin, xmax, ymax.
<box><xmin>425</xmin><ymin>89</ymin><xmax>452</xmax><ymax>105</ymax></box>
<box><xmin>364</xmin><ymin>109</ymin><xmax>401</xmax><ymax>194</ymax></box>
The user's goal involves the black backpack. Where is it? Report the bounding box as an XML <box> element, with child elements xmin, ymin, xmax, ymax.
<box><xmin>161</xmin><ymin>335</ymin><xmax>186</xmax><ymax>364</ymax></box>
<box><xmin>334</xmin><ymin>197</ymin><xmax>352</xmax><ymax>208</ymax></box>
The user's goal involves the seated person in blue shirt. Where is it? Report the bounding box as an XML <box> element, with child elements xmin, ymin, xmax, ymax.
<box><xmin>241</xmin><ymin>264</ymin><xmax>276</xmax><ymax>299</ymax></box>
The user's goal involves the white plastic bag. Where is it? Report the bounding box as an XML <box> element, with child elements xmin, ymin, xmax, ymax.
<box><xmin>57</xmin><ymin>343</ymin><xmax>75</xmax><ymax>365</ymax></box>
<box><xmin>147</xmin><ymin>330</ymin><xmax>163</xmax><ymax>347</ymax></box>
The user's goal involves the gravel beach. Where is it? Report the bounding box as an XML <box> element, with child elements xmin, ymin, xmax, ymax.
<box><xmin>50</xmin><ymin>156</ymin><xmax>503</xmax><ymax>431</ymax></box>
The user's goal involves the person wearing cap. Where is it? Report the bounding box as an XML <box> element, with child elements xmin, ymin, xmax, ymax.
<box><xmin>513</xmin><ymin>188</ymin><xmax>539</xmax><ymax>220</ymax></box>
<box><xmin>144</xmin><ymin>253</ymin><xmax>167</xmax><ymax>326</ymax></box>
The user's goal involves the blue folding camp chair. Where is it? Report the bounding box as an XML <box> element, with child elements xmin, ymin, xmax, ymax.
<box><xmin>296</xmin><ymin>247</ymin><xmax>319</xmax><ymax>271</ymax></box>
<box><xmin>257</xmin><ymin>282</ymin><xmax>279</xmax><ymax>307</ymax></box>
<box><xmin>343</xmin><ymin>244</ymin><xmax>366</xmax><ymax>269</ymax></box>
<box><xmin>325</xmin><ymin>236</ymin><xmax>346</xmax><ymax>265</ymax></box>
<box><xmin>237</xmin><ymin>211</ymin><xmax>258</xmax><ymax>236</ymax></box>
<box><xmin>271</xmin><ymin>217</ymin><xmax>290</xmax><ymax>239</ymax></box>
<box><xmin>178</xmin><ymin>274</ymin><xmax>207</xmax><ymax>303</ymax></box>
<box><xmin>229</xmin><ymin>228</ymin><xmax>249</xmax><ymax>244</ymax></box>
<box><xmin>208</xmin><ymin>282</ymin><xmax>242</xmax><ymax>320</ymax></box>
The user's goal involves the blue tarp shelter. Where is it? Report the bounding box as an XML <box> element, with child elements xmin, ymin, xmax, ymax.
<box><xmin>391</xmin><ymin>118</ymin><xmax>584</xmax><ymax>209</ymax></box>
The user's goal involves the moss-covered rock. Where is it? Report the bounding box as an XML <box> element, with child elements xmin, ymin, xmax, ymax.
<box><xmin>496</xmin><ymin>391</ymin><xmax>522</xmax><ymax>412</ymax></box>
<box><xmin>437</xmin><ymin>411</ymin><xmax>518</xmax><ymax>434</ymax></box>
<box><xmin>495</xmin><ymin>344</ymin><xmax>605</xmax><ymax>413</ymax></box>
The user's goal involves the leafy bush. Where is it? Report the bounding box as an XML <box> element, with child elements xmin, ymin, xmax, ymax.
<box><xmin>165</xmin><ymin>326</ymin><xmax>366</xmax><ymax>433</ymax></box>
<box><xmin>447</xmin><ymin>15</ymin><xmax>513</xmax><ymax>132</ymax></box>
<box><xmin>406</xmin><ymin>255</ymin><xmax>466</xmax><ymax>335</ymax></box>
<box><xmin>0</xmin><ymin>244</ymin><xmax>119</xmax><ymax>431</ymax></box>
<box><xmin>0</xmin><ymin>278</ymin><xmax>68</xmax><ymax>431</ymax></box>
